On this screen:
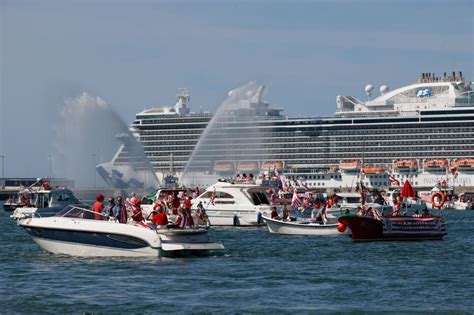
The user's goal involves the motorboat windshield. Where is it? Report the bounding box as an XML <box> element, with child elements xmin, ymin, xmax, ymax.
<box><xmin>54</xmin><ymin>204</ymin><xmax>108</xmax><ymax>220</ymax></box>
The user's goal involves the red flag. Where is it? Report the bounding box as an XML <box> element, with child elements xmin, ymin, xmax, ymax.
<box><xmin>400</xmin><ymin>180</ymin><xmax>416</xmax><ymax>198</ymax></box>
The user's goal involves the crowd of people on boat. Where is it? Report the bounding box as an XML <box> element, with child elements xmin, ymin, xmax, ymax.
<box><xmin>89</xmin><ymin>191</ymin><xmax>208</xmax><ymax>230</ymax></box>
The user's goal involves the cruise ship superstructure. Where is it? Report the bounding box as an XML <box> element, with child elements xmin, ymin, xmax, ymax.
<box><xmin>98</xmin><ymin>72</ymin><xmax>474</xmax><ymax>191</ymax></box>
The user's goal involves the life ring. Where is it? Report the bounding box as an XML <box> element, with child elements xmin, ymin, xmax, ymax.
<box><xmin>431</xmin><ymin>192</ymin><xmax>445</xmax><ymax>208</ymax></box>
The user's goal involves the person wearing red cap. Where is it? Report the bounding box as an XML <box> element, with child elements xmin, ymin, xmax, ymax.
<box><xmin>130</xmin><ymin>197</ymin><xmax>144</xmax><ymax>222</ymax></box>
<box><xmin>92</xmin><ymin>194</ymin><xmax>104</xmax><ymax>220</ymax></box>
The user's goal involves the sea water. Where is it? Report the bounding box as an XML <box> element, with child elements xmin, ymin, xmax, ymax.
<box><xmin>1</xmin><ymin>204</ymin><xmax>473</xmax><ymax>313</ymax></box>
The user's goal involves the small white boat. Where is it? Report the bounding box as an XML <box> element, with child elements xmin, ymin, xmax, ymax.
<box><xmin>192</xmin><ymin>179</ymin><xmax>272</xmax><ymax>226</ymax></box>
<box><xmin>331</xmin><ymin>192</ymin><xmax>383</xmax><ymax>214</ymax></box>
<box><xmin>262</xmin><ymin>216</ymin><xmax>340</xmax><ymax>236</ymax></box>
<box><xmin>453</xmin><ymin>193</ymin><xmax>474</xmax><ymax>210</ymax></box>
<box><xmin>18</xmin><ymin>205</ymin><xmax>224</xmax><ymax>257</ymax></box>
<box><xmin>11</xmin><ymin>187</ymin><xmax>80</xmax><ymax>220</ymax></box>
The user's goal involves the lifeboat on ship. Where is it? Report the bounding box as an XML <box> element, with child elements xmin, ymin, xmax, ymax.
<box><xmin>453</xmin><ymin>159</ymin><xmax>474</xmax><ymax>170</ymax></box>
<box><xmin>362</xmin><ymin>166</ymin><xmax>385</xmax><ymax>174</ymax></box>
<box><xmin>424</xmin><ymin>159</ymin><xmax>448</xmax><ymax>170</ymax></box>
<box><xmin>237</xmin><ymin>161</ymin><xmax>259</xmax><ymax>172</ymax></box>
<box><xmin>261</xmin><ymin>161</ymin><xmax>284</xmax><ymax>171</ymax></box>
<box><xmin>213</xmin><ymin>162</ymin><xmax>235</xmax><ymax>173</ymax></box>
<box><xmin>339</xmin><ymin>160</ymin><xmax>361</xmax><ymax>171</ymax></box>
<box><xmin>393</xmin><ymin>159</ymin><xmax>418</xmax><ymax>171</ymax></box>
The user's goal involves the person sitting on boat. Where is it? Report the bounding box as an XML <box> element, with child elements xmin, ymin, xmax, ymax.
<box><xmin>356</xmin><ymin>206</ymin><xmax>364</xmax><ymax>217</ymax></box>
<box><xmin>113</xmin><ymin>196</ymin><xmax>128</xmax><ymax>223</ymax></box>
<box><xmin>92</xmin><ymin>194</ymin><xmax>105</xmax><ymax>220</ymax></box>
<box><xmin>20</xmin><ymin>194</ymin><xmax>29</xmax><ymax>206</ymax></box>
<box><xmin>270</xmin><ymin>206</ymin><xmax>281</xmax><ymax>220</ymax></box>
<box><xmin>315</xmin><ymin>205</ymin><xmax>328</xmax><ymax>224</ymax></box>
<box><xmin>170</xmin><ymin>207</ymin><xmax>185</xmax><ymax>228</ymax></box>
<box><xmin>303</xmin><ymin>197</ymin><xmax>312</xmax><ymax>210</ymax></box>
<box><xmin>130</xmin><ymin>197</ymin><xmax>144</xmax><ymax>223</ymax></box>
<box><xmin>149</xmin><ymin>204</ymin><xmax>168</xmax><ymax>229</ymax></box>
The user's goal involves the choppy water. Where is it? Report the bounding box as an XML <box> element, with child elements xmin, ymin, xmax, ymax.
<box><xmin>1</xmin><ymin>205</ymin><xmax>473</xmax><ymax>314</ymax></box>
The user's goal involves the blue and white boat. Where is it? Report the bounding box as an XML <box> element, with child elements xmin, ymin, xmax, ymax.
<box><xmin>18</xmin><ymin>205</ymin><xmax>224</xmax><ymax>257</ymax></box>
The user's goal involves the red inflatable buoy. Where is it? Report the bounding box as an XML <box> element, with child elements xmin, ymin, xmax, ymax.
<box><xmin>337</xmin><ymin>223</ymin><xmax>346</xmax><ymax>233</ymax></box>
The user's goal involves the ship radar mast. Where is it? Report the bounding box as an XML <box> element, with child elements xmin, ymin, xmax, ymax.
<box><xmin>175</xmin><ymin>88</ymin><xmax>190</xmax><ymax>115</ymax></box>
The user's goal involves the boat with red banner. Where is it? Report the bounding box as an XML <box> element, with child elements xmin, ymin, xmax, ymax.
<box><xmin>337</xmin><ymin>213</ymin><xmax>447</xmax><ymax>241</ymax></box>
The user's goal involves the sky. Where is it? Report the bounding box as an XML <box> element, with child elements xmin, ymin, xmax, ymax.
<box><xmin>0</xmin><ymin>0</ymin><xmax>473</xmax><ymax>179</ymax></box>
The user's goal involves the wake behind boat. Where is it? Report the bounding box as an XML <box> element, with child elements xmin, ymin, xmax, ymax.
<box><xmin>18</xmin><ymin>205</ymin><xmax>224</xmax><ymax>257</ymax></box>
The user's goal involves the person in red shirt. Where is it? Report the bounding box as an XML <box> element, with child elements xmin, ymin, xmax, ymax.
<box><xmin>151</xmin><ymin>205</ymin><xmax>169</xmax><ymax>228</ymax></box>
<box><xmin>183</xmin><ymin>196</ymin><xmax>192</xmax><ymax>210</ymax></box>
<box><xmin>92</xmin><ymin>194</ymin><xmax>104</xmax><ymax>220</ymax></box>
<box><xmin>130</xmin><ymin>197</ymin><xmax>144</xmax><ymax>222</ymax></box>
<box><xmin>172</xmin><ymin>192</ymin><xmax>181</xmax><ymax>210</ymax></box>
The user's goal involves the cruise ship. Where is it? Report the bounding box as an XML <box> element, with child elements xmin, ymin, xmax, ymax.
<box><xmin>97</xmin><ymin>71</ymin><xmax>474</xmax><ymax>191</ymax></box>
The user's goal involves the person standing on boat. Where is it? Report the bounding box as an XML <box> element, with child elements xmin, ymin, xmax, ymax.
<box><xmin>92</xmin><ymin>194</ymin><xmax>105</xmax><ymax>220</ymax></box>
<box><xmin>183</xmin><ymin>196</ymin><xmax>192</xmax><ymax>210</ymax></box>
<box><xmin>130</xmin><ymin>197</ymin><xmax>144</xmax><ymax>222</ymax></box>
<box><xmin>113</xmin><ymin>196</ymin><xmax>128</xmax><ymax>223</ymax></box>
<box><xmin>392</xmin><ymin>196</ymin><xmax>401</xmax><ymax>216</ymax></box>
<box><xmin>103</xmin><ymin>197</ymin><xmax>115</xmax><ymax>219</ymax></box>
<box><xmin>195</xmin><ymin>202</ymin><xmax>208</xmax><ymax>226</ymax></box>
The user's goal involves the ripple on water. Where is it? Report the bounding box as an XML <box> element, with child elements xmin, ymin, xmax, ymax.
<box><xmin>1</xmin><ymin>208</ymin><xmax>474</xmax><ymax>313</ymax></box>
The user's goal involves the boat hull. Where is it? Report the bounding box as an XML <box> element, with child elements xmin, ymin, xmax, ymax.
<box><xmin>263</xmin><ymin>217</ymin><xmax>340</xmax><ymax>236</ymax></box>
<box><xmin>31</xmin><ymin>237</ymin><xmax>160</xmax><ymax>257</ymax></box>
<box><xmin>338</xmin><ymin>215</ymin><xmax>447</xmax><ymax>241</ymax></box>
<box><xmin>206</xmin><ymin>210</ymin><xmax>267</xmax><ymax>226</ymax></box>
<box><xmin>19</xmin><ymin>217</ymin><xmax>223</xmax><ymax>257</ymax></box>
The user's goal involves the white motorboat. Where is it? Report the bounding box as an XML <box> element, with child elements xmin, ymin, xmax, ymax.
<box><xmin>18</xmin><ymin>205</ymin><xmax>224</xmax><ymax>257</ymax></box>
<box><xmin>192</xmin><ymin>179</ymin><xmax>272</xmax><ymax>226</ymax></box>
<box><xmin>331</xmin><ymin>192</ymin><xmax>384</xmax><ymax>214</ymax></box>
<box><xmin>262</xmin><ymin>213</ymin><xmax>340</xmax><ymax>236</ymax></box>
<box><xmin>11</xmin><ymin>187</ymin><xmax>80</xmax><ymax>220</ymax></box>
<box><xmin>453</xmin><ymin>193</ymin><xmax>474</xmax><ymax>210</ymax></box>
